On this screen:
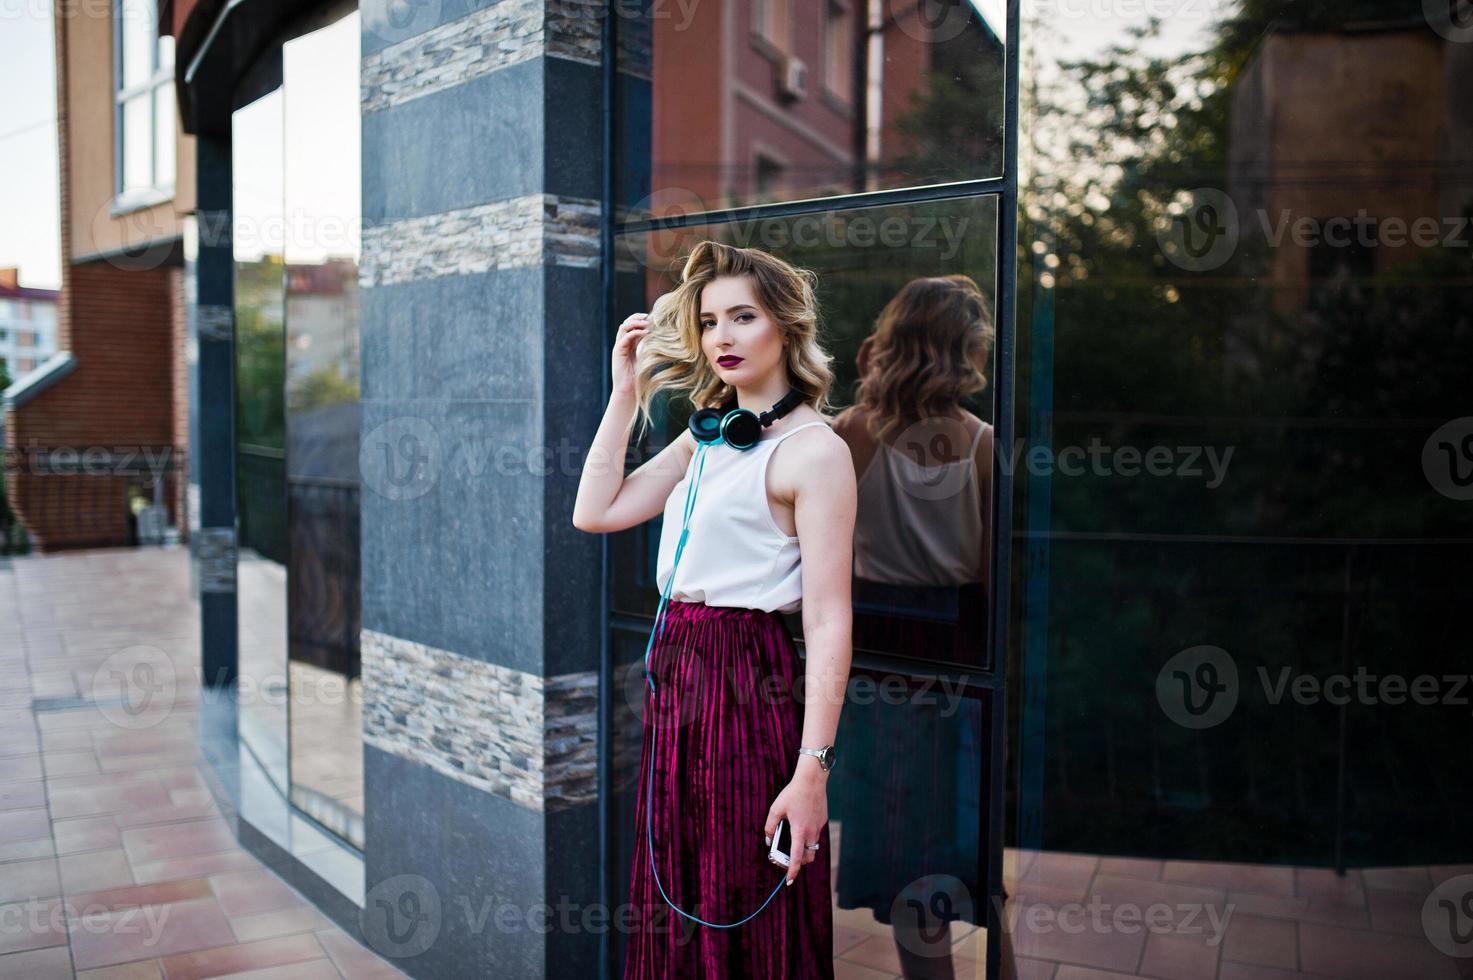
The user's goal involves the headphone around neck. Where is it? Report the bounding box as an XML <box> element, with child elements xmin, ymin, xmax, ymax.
<box><xmin>687</xmin><ymin>387</ymin><xmax>806</xmax><ymax>450</ymax></box>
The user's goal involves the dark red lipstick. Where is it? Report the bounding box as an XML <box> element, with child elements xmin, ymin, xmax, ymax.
<box><xmin>717</xmin><ymin>355</ymin><xmax>744</xmax><ymax>367</ymax></box>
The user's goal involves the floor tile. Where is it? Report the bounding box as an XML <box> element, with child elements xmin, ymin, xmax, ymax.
<box><xmin>1221</xmin><ymin>913</ymin><xmax>1296</xmax><ymax>969</ymax></box>
<box><xmin>68</xmin><ymin>896</ymin><xmax>236</xmax><ymax>971</ymax></box>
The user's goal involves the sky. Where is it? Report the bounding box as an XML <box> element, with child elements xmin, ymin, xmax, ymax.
<box><xmin>0</xmin><ymin>5</ymin><xmax>61</xmax><ymax>290</ymax></box>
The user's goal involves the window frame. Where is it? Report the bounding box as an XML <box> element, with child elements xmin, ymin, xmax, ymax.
<box><xmin>112</xmin><ymin>0</ymin><xmax>177</xmax><ymax>212</ymax></box>
<box><xmin>821</xmin><ymin>0</ymin><xmax>854</xmax><ymax>103</ymax></box>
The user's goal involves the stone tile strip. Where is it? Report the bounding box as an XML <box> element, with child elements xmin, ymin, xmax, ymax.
<box><xmin>360</xmin><ymin>194</ymin><xmax>600</xmax><ymax>287</ymax></box>
<box><xmin>361</xmin><ymin>628</ymin><xmax>598</xmax><ymax>812</ymax></box>
<box><xmin>196</xmin><ymin>303</ymin><xmax>234</xmax><ymax>342</ymax></box>
<box><xmin>362</xmin><ymin>0</ymin><xmax>603</xmax><ymax>115</ymax></box>
<box><xmin>194</xmin><ymin>527</ymin><xmax>237</xmax><ymax>593</ymax></box>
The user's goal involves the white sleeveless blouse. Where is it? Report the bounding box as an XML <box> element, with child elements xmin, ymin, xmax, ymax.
<box><xmin>655</xmin><ymin>420</ymin><xmax>831</xmax><ymax>614</ymax></box>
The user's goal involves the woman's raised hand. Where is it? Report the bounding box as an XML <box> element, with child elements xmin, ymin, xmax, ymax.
<box><xmin>612</xmin><ymin>312</ymin><xmax>650</xmax><ymax>396</ymax></box>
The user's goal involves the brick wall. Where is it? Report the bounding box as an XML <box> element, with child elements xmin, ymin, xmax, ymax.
<box><xmin>170</xmin><ymin>264</ymin><xmax>190</xmax><ymax>544</ymax></box>
<box><xmin>5</xmin><ymin>259</ymin><xmax>186</xmax><ymax>551</ymax></box>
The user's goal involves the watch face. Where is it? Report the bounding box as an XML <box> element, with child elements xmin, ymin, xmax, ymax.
<box><xmin>821</xmin><ymin>746</ymin><xmax>836</xmax><ymax>770</ymax></box>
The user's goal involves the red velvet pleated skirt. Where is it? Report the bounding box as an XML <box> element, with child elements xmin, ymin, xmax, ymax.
<box><xmin>622</xmin><ymin>599</ymin><xmax>835</xmax><ymax>980</ymax></box>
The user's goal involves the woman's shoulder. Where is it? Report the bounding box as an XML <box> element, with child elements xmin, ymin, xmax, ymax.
<box><xmin>775</xmin><ymin>412</ymin><xmax>853</xmax><ymax>477</ymax></box>
<box><xmin>769</xmin><ymin>409</ymin><xmax>849</xmax><ymax>460</ymax></box>
<box><xmin>781</xmin><ymin>408</ymin><xmax>844</xmax><ymax>442</ymax></box>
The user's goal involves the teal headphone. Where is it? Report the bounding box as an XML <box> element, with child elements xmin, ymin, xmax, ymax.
<box><xmin>686</xmin><ymin>387</ymin><xmax>806</xmax><ymax>450</ymax></box>
<box><xmin>641</xmin><ymin>386</ymin><xmax>805</xmax><ymax>928</ymax></box>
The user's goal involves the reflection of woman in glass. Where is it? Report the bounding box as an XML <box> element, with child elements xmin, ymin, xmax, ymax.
<box><xmin>830</xmin><ymin>275</ymin><xmax>1004</xmax><ymax>978</ymax></box>
<box><xmin>573</xmin><ymin>241</ymin><xmax>856</xmax><ymax>979</ymax></box>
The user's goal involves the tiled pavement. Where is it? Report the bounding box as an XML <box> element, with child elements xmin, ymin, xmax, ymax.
<box><xmin>830</xmin><ymin>847</ymin><xmax>1469</xmax><ymax>979</ymax></box>
<box><xmin>0</xmin><ymin>548</ymin><xmax>408</xmax><ymax>979</ymax></box>
<box><xmin>976</xmin><ymin>850</ymin><xmax>1473</xmax><ymax>980</ymax></box>
<box><xmin>4</xmin><ymin>547</ymin><xmax>1471</xmax><ymax>980</ymax></box>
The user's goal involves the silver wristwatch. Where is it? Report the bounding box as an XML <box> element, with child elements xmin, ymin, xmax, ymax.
<box><xmin>798</xmin><ymin>744</ymin><xmax>836</xmax><ymax>772</ymax></box>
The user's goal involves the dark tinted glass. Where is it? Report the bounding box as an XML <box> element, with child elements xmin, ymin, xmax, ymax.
<box><xmin>1006</xmin><ymin>3</ymin><xmax>1473</xmax><ymax>972</ymax></box>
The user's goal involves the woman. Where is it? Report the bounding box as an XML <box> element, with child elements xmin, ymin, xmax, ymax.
<box><xmin>572</xmin><ymin>240</ymin><xmax>856</xmax><ymax>979</ymax></box>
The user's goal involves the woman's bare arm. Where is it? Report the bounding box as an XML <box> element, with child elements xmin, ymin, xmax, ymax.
<box><xmin>571</xmin><ymin>390</ymin><xmax>696</xmax><ymax>534</ymax></box>
<box><xmin>763</xmin><ymin>428</ymin><xmax>857</xmax><ymax>885</ymax></box>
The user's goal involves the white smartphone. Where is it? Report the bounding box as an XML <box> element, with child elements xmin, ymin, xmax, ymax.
<box><xmin>768</xmin><ymin>818</ymin><xmax>792</xmax><ymax>868</ymax></box>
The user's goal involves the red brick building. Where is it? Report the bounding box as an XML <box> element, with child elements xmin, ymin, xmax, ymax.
<box><xmin>3</xmin><ymin>0</ymin><xmax>195</xmax><ymax>550</ymax></box>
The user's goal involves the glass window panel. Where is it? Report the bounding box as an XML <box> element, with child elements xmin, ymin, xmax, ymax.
<box><xmin>153</xmin><ymin>83</ymin><xmax>175</xmax><ymax>188</ymax></box>
<box><xmin>119</xmin><ymin>0</ymin><xmax>154</xmax><ymax>90</ymax></box>
<box><xmin>610</xmin><ymin>193</ymin><xmax>998</xmax><ymax>674</ymax></box>
<box><xmin>1006</xmin><ymin>2</ymin><xmax>1473</xmax><ymax>973</ymax></box>
<box><xmin>121</xmin><ymin>93</ymin><xmax>152</xmax><ymax>192</ymax></box>
<box><xmin>283</xmin><ymin>9</ymin><xmax>364</xmax><ymax>850</ymax></box>
<box><xmin>614</xmin><ymin>0</ymin><xmax>1005</xmax><ymax>221</ymax></box>
<box><xmin>233</xmin><ymin>85</ymin><xmax>288</xmax><ymax>796</ymax></box>
<box><xmin>823</xmin><ymin>0</ymin><xmax>853</xmax><ymax>98</ymax></box>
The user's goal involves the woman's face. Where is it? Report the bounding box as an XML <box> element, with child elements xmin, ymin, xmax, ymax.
<box><xmin>699</xmin><ymin>275</ymin><xmax>785</xmax><ymax>385</ymax></box>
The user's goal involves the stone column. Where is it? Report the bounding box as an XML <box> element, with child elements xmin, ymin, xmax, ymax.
<box><xmin>355</xmin><ymin>0</ymin><xmax>606</xmax><ymax>975</ymax></box>
<box><xmin>193</xmin><ymin>134</ymin><xmax>239</xmax><ymax>689</ymax></box>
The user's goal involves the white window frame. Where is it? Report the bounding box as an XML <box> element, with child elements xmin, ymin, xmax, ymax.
<box><xmin>822</xmin><ymin>0</ymin><xmax>853</xmax><ymax>102</ymax></box>
<box><xmin>113</xmin><ymin>0</ymin><xmax>176</xmax><ymax>212</ymax></box>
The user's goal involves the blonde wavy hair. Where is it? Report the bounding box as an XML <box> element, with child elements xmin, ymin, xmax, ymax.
<box><xmin>853</xmin><ymin>275</ymin><xmax>995</xmax><ymax>445</ymax></box>
<box><xmin>631</xmin><ymin>240</ymin><xmax>836</xmax><ymax>441</ymax></box>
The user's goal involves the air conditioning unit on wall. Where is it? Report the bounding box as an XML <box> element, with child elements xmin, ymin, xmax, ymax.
<box><xmin>776</xmin><ymin>54</ymin><xmax>807</xmax><ymax>103</ymax></box>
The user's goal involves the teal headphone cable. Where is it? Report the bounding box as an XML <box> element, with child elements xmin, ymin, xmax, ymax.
<box><xmin>641</xmin><ymin>440</ymin><xmax>790</xmax><ymax>928</ymax></box>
